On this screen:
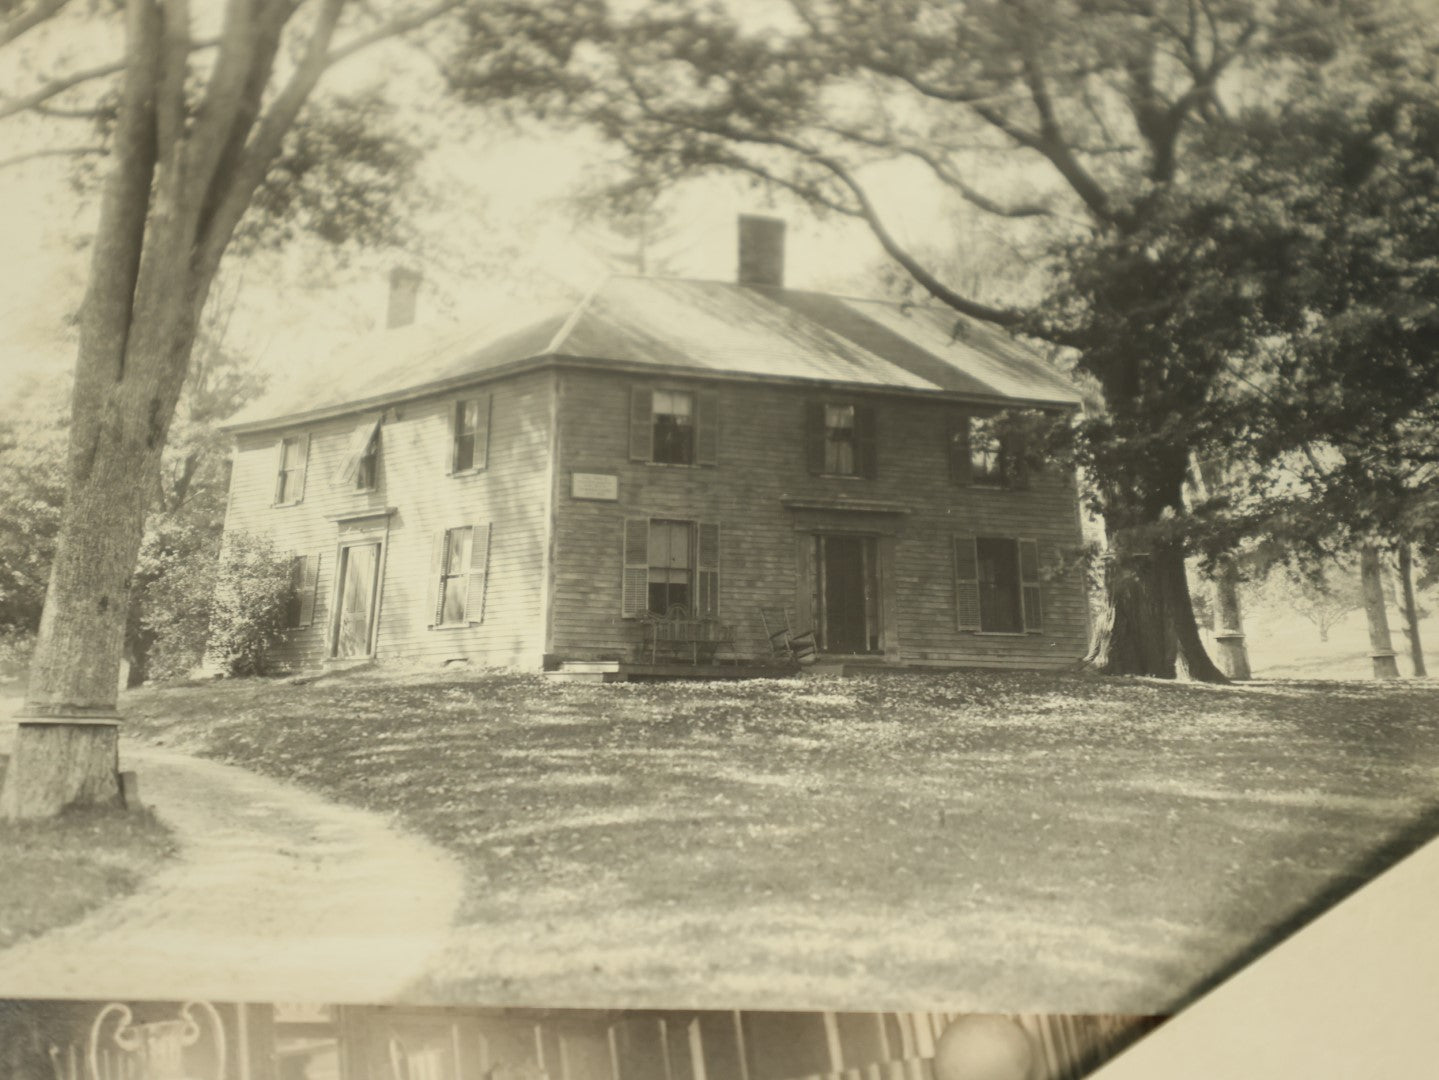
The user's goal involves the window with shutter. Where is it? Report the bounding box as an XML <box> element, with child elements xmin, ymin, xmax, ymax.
<box><xmin>969</xmin><ymin>415</ymin><xmax>1006</xmax><ymax>486</ymax></box>
<box><xmin>274</xmin><ymin>435</ymin><xmax>309</xmax><ymax>505</ymax></box>
<box><xmin>451</xmin><ymin>396</ymin><xmax>491</xmax><ymax>473</ymax></box>
<box><xmin>439</xmin><ymin>526</ymin><xmax>472</xmax><ymax>625</ymax></box>
<box><xmin>647</xmin><ymin>519</ymin><xmax>693</xmax><ymax>614</ymax></box>
<box><xmin>652</xmin><ymin>390</ymin><xmax>695</xmax><ymax>464</ymax></box>
<box><xmin>333</xmin><ymin>416</ymin><xmax>382</xmax><ymax>489</ymax></box>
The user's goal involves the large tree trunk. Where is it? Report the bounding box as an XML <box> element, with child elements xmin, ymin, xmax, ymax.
<box><xmin>1210</xmin><ymin>559</ymin><xmax>1252</xmax><ymax>680</ymax></box>
<box><xmin>1086</xmin><ymin>531</ymin><xmax>1228</xmax><ymax>682</ymax></box>
<box><xmin>1359</xmin><ymin>543</ymin><xmax>1400</xmax><ymax>680</ymax></box>
<box><xmin>1396</xmin><ymin>541</ymin><xmax>1427</xmax><ymax>677</ymax></box>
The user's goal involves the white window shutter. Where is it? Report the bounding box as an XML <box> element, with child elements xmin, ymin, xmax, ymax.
<box><xmin>622</xmin><ymin>517</ymin><xmax>650</xmax><ymax>617</ymax></box>
<box><xmin>468</xmin><ymin>523</ymin><xmax>491</xmax><ymax>623</ymax></box>
<box><xmin>1019</xmin><ymin>538</ymin><xmax>1043</xmax><ymax>632</ymax></box>
<box><xmin>954</xmin><ymin>535</ymin><xmax>981</xmax><ymax>631</ymax></box>
<box><xmin>473</xmin><ymin>394</ymin><xmax>492</xmax><ymax>471</ymax></box>
<box><xmin>426</xmin><ymin>529</ymin><xmax>447</xmax><ymax>628</ymax></box>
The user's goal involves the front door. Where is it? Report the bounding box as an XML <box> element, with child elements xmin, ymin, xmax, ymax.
<box><xmin>813</xmin><ymin>534</ymin><xmax>880</xmax><ymax>654</ymax></box>
<box><xmin>334</xmin><ymin>541</ymin><xmax>380</xmax><ymax>658</ymax></box>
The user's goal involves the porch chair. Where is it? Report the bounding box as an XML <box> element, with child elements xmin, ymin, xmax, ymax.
<box><xmin>758</xmin><ymin>606</ymin><xmax>818</xmax><ymax>664</ymax></box>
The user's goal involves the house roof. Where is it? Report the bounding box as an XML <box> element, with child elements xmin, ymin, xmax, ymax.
<box><xmin>224</xmin><ymin>276</ymin><xmax>1080</xmax><ymax>432</ymax></box>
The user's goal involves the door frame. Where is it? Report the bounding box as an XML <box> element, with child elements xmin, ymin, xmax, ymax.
<box><xmin>330</xmin><ymin>538</ymin><xmax>384</xmax><ymax>659</ymax></box>
<box><xmin>794</xmin><ymin>525</ymin><xmax>900</xmax><ymax>660</ymax></box>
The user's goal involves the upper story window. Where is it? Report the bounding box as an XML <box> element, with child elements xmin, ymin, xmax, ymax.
<box><xmin>950</xmin><ymin>410</ymin><xmax>1052</xmax><ymax>489</ymax></box>
<box><xmin>356</xmin><ymin>431</ymin><xmax>379</xmax><ymax>490</ymax></box>
<box><xmin>630</xmin><ymin>386</ymin><xmax>718</xmax><ymax>466</ymax></box>
<box><xmin>333</xmin><ymin>416</ymin><xmax>381</xmax><ymax>492</ymax></box>
<box><xmin>652</xmin><ymin>390</ymin><xmax>695</xmax><ymax>464</ymax></box>
<box><xmin>451</xmin><ymin>394</ymin><xmax>491</xmax><ymax>474</ymax></box>
<box><xmin>273</xmin><ymin>435</ymin><xmax>309</xmax><ymax>506</ymax></box>
<box><xmin>968</xmin><ymin>415</ymin><xmax>1006</xmax><ymax>486</ymax></box>
<box><xmin>805</xmin><ymin>400</ymin><xmax>877</xmax><ymax>478</ymax></box>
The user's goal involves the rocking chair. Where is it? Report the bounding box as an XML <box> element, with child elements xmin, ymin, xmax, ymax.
<box><xmin>759</xmin><ymin>606</ymin><xmax>818</xmax><ymax>664</ymax></box>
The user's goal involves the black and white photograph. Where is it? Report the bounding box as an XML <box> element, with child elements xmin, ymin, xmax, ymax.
<box><xmin>3</xmin><ymin>0</ymin><xmax>1439</xmax><ymax>1073</ymax></box>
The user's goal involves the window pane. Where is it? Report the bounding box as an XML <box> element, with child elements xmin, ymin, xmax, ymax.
<box><xmin>462</xmin><ymin>400</ymin><xmax>481</xmax><ymax>434</ymax></box>
<box><xmin>652</xmin><ymin>391</ymin><xmax>695</xmax><ymax>464</ymax></box>
<box><xmin>823</xmin><ymin>404</ymin><xmax>856</xmax><ymax>475</ymax></box>
<box><xmin>454</xmin><ymin>433</ymin><xmax>474</xmax><ymax>472</ymax></box>
<box><xmin>442</xmin><ymin>576</ymin><xmax>469</xmax><ymax>624</ymax></box>
<box><xmin>976</xmin><ymin>537</ymin><xmax>1023</xmax><ymax>632</ymax></box>
<box><xmin>446</xmin><ymin>527</ymin><xmax>471</xmax><ymax>574</ymax></box>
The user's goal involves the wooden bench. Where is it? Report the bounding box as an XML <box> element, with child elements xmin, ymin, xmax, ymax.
<box><xmin>638</xmin><ymin>607</ymin><xmax>737</xmax><ymax>665</ymax></box>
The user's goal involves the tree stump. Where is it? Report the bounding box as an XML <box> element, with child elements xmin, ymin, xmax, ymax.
<box><xmin>0</xmin><ymin>718</ymin><xmax>122</xmax><ymax>821</ymax></box>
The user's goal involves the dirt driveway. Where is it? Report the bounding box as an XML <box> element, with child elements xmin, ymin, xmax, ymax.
<box><xmin>0</xmin><ymin>738</ymin><xmax>463</xmax><ymax>1003</ymax></box>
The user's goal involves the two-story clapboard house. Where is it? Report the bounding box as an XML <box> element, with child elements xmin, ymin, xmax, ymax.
<box><xmin>220</xmin><ymin>217</ymin><xmax>1089</xmax><ymax>675</ymax></box>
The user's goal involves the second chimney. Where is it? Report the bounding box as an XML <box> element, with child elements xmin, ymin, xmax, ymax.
<box><xmin>386</xmin><ymin>266</ymin><xmax>422</xmax><ymax>329</ymax></box>
<box><xmin>737</xmin><ymin>215</ymin><xmax>785</xmax><ymax>289</ymax></box>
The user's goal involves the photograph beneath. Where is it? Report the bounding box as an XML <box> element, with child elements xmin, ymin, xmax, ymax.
<box><xmin>0</xmin><ymin>1002</ymin><xmax>1163</xmax><ymax>1080</ymax></box>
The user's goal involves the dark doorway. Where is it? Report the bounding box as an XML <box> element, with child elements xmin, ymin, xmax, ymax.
<box><xmin>813</xmin><ymin>534</ymin><xmax>879</xmax><ymax>654</ymax></box>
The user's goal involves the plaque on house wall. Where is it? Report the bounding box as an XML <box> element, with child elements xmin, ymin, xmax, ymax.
<box><xmin>572</xmin><ymin>472</ymin><xmax>619</xmax><ymax>501</ymax></box>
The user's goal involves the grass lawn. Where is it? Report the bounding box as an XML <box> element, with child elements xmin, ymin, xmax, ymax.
<box><xmin>0</xmin><ymin>795</ymin><xmax>175</xmax><ymax>951</ymax></box>
<box><xmin>124</xmin><ymin>667</ymin><xmax>1439</xmax><ymax>1013</ymax></box>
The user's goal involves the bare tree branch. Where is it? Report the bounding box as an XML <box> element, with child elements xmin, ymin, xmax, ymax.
<box><xmin>0</xmin><ymin>37</ymin><xmax>217</xmax><ymax>123</ymax></box>
<box><xmin>0</xmin><ymin>144</ymin><xmax>105</xmax><ymax>169</ymax></box>
<box><xmin>0</xmin><ymin>0</ymin><xmax>72</xmax><ymax>47</ymax></box>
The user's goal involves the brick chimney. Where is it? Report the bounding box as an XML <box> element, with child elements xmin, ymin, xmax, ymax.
<box><xmin>386</xmin><ymin>266</ymin><xmax>422</xmax><ymax>329</ymax></box>
<box><xmin>737</xmin><ymin>215</ymin><xmax>785</xmax><ymax>288</ymax></box>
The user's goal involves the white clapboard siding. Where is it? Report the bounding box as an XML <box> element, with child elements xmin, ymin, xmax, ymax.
<box><xmin>224</xmin><ymin>369</ymin><xmax>553</xmax><ymax>669</ymax></box>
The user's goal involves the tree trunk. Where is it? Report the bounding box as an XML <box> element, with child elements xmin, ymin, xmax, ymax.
<box><xmin>1086</xmin><ymin>533</ymin><xmax>1228</xmax><ymax>682</ymax></box>
<box><xmin>1359</xmin><ymin>543</ymin><xmax>1400</xmax><ymax>679</ymax></box>
<box><xmin>1396</xmin><ymin>541</ymin><xmax>1427</xmax><ymax>677</ymax></box>
<box><xmin>1210</xmin><ymin>559</ymin><xmax>1252</xmax><ymax>680</ymax></box>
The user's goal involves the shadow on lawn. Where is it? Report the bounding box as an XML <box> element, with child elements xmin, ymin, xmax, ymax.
<box><xmin>1180</xmin><ymin>796</ymin><xmax>1439</xmax><ymax>1006</ymax></box>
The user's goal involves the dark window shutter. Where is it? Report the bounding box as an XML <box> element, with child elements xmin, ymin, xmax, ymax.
<box><xmin>273</xmin><ymin>440</ymin><xmax>288</xmax><ymax>504</ymax></box>
<box><xmin>804</xmin><ymin>401</ymin><xmax>826</xmax><ymax>474</ymax></box>
<box><xmin>697</xmin><ymin>522</ymin><xmax>720</xmax><ymax>617</ymax></box>
<box><xmin>629</xmin><ymin>387</ymin><xmax>653</xmax><ymax>462</ymax></box>
<box><xmin>622</xmin><ymin>518</ymin><xmax>650</xmax><ymax>617</ymax></box>
<box><xmin>1019</xmin><ymin>538</ymin><xmax>1043</xmax><ymax>631</ymax></box>
<box><xmin>426</xmin><ymin>529</ymin><xmax>446</xmax><ymax>628</ymax></box>
<box><xmin>468</xmin><ymin>523</ymin><xmax>491</xmax><ymax>623</ymax></box>
<box><xmin>297</xmin><ymin>554</ymin><xmax>321</xmax><ymax>628</ymax></box>
<box><xmin>695</xmin><ymin>390</ymin><xmax>719</xmax><ymax>466</ymax></box>
<box><xmin>855</xmin><ymin>404</ymin><xmax>878</xmax><ymax>478</ymax></box>
<box><xmin>949</xmin><ymin>414</ymin><xmax>972</xmax><ymax>485</ymax></box>
<box><xmin>447</xmin><ymin>402</ymin><xmax>459</xmax><ymax>475</ymax></box>
<box><xmin>954</xmin><ymin>535</ymin><xmax>981</xmax><ymax>631</ymax></box>
<box><xmin>473</xmin><ymin>394</ymin><xmax>492</xmax><ymax>471</ymax></box>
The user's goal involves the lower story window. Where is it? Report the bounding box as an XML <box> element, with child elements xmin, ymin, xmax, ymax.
<box><xmin>956</xmin><ymin>536</ymin><xmax>1043</xmax><ymax>633</ymax></box>
<box><xmin>647</xmin><ymin>519</ymin><xmax>693</xmax><ymax>614</ymax></box>
<box><xmin>622</xmin><ymin>517</ymin><xmax>720</xmax><ymax>618</ymax></box>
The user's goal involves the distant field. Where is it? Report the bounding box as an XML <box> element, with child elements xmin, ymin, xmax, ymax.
<box><xmin>122</xmin><ymin>665</ymin><xmax>1439</xmax><ymax>1013</ymax></box>
<box><xmin>1225</xmin><ymin>605</ymin><xmax>1436</xmax><ymax>680</ymax></box>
